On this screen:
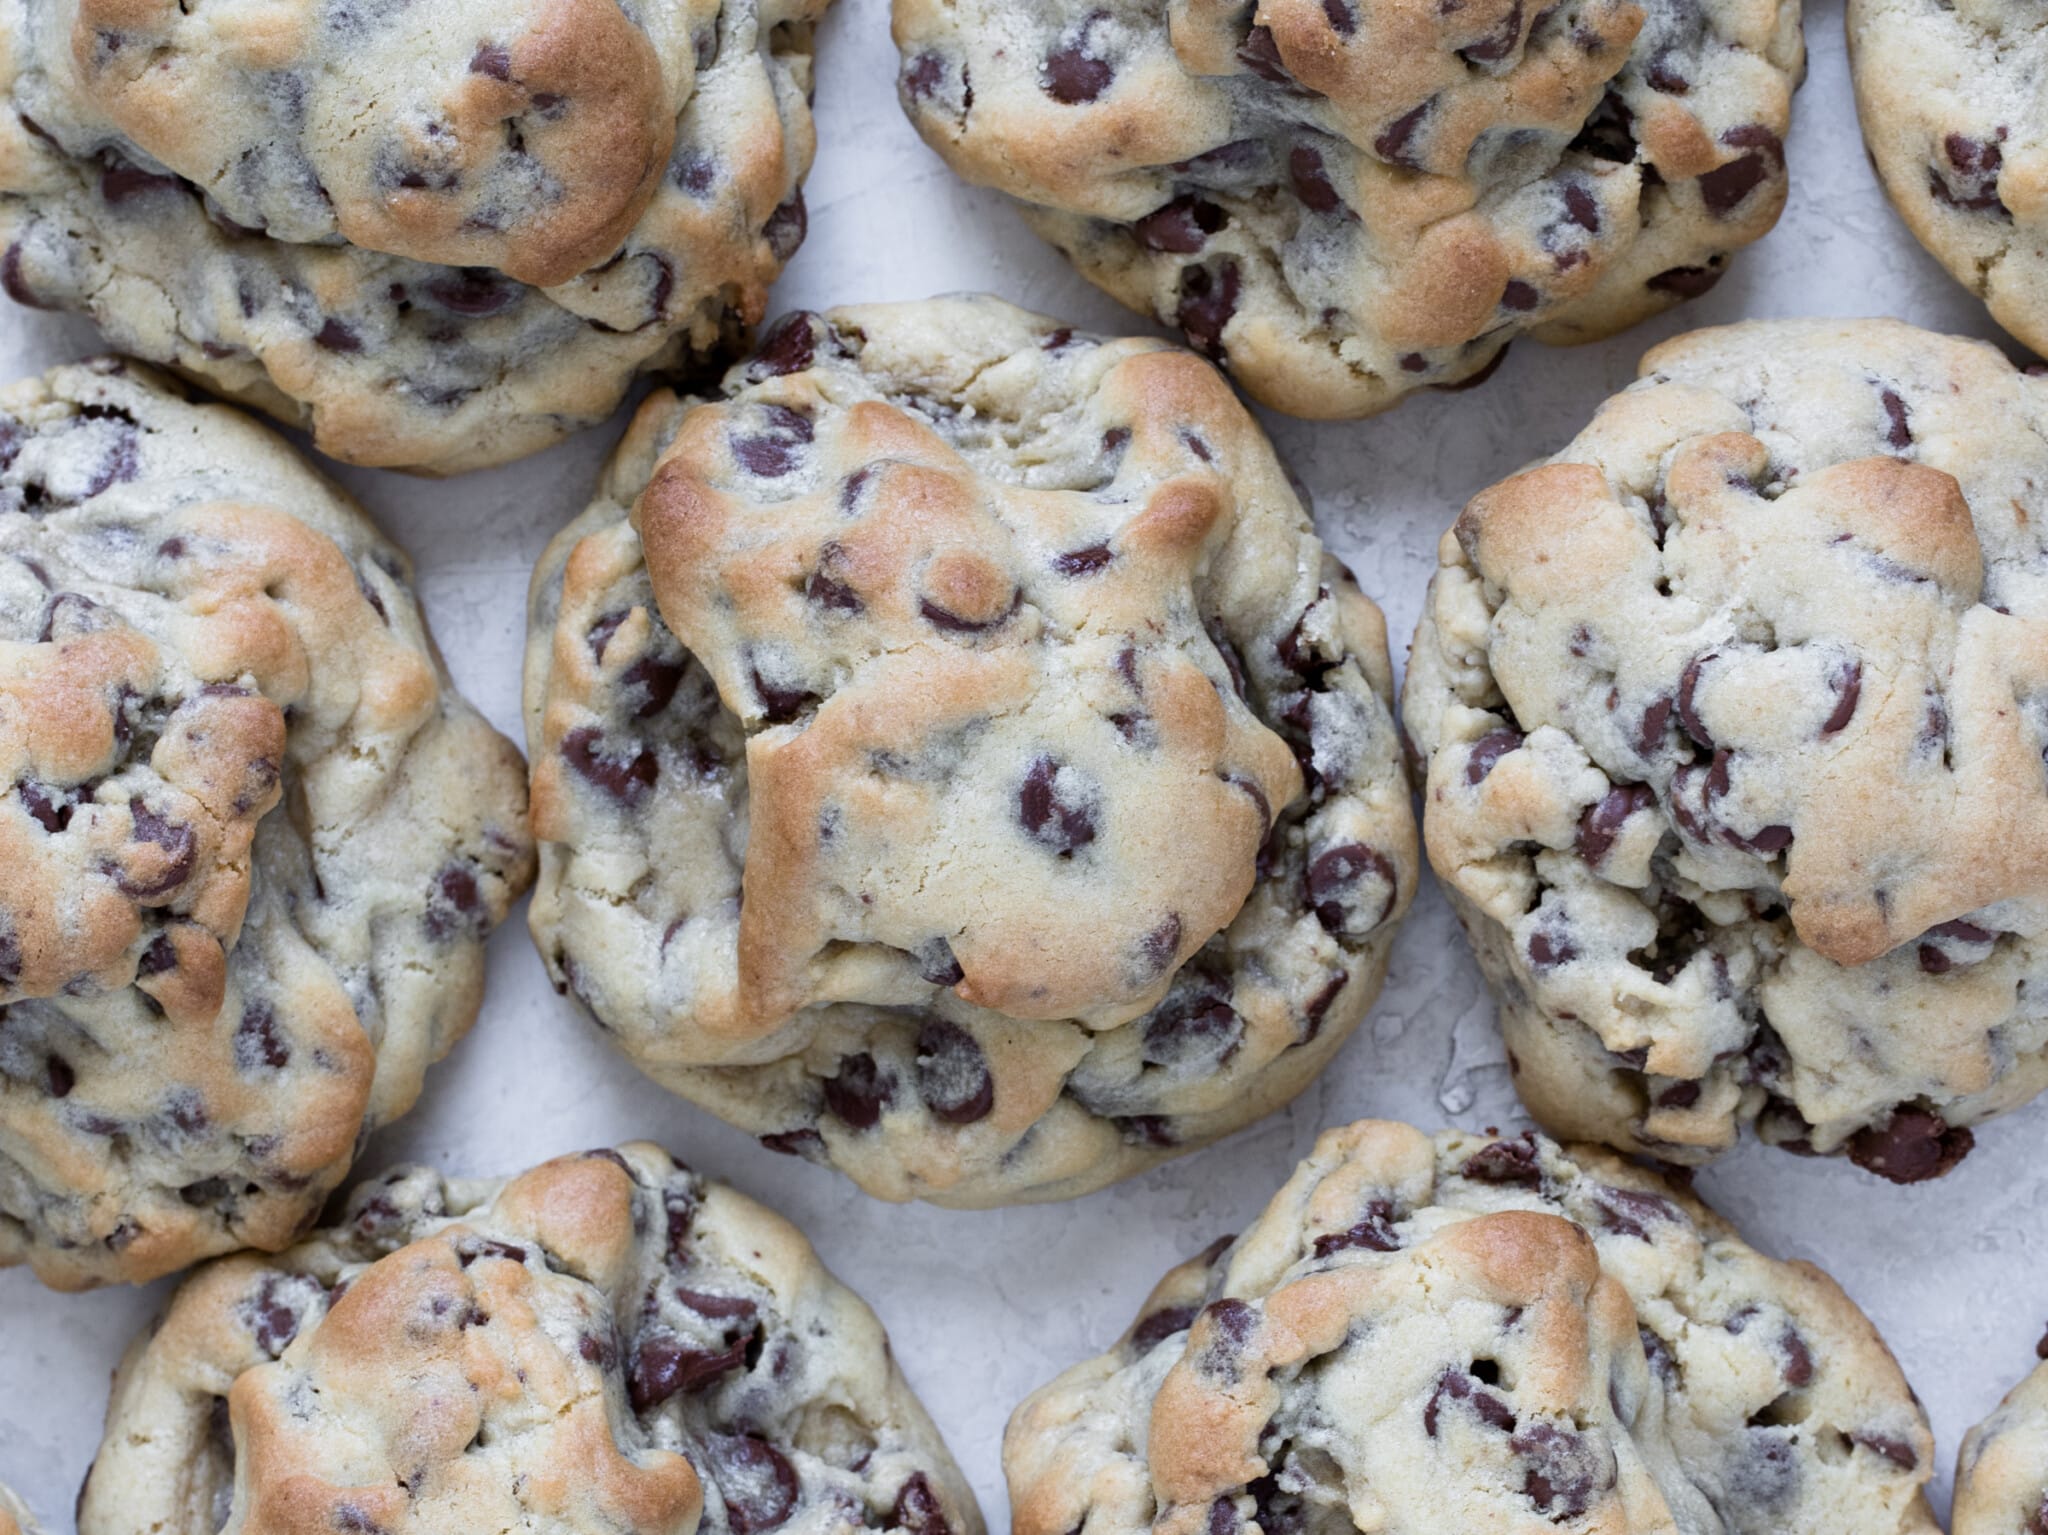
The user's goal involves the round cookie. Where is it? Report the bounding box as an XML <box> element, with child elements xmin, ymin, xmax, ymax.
<box><xmin>524</xmin><ymin>294</ymin><xmax>1418</xmax><ymax>1207</ymax></box>
<box><xmin>1403</xmin><ymin>317</ymin><xmax>2048</xmax><ymax>1179</ymax></box>
<box><xmin>0</xmin><ymin>0</ymin><xmax>829</xmax><ymax>473</ymax></box>
<box><xmin>0</xmin><ymin>357</ymin><xmax>534</xmax><ymax>1290</ymax></box>
<box><xmin>77</xmin><ymin>1143</ymin><xmax>984</xmax><ymax>1535</ymax></box>
<box><xmin>893</xmin><ymin>0</ymin><xmax>1801</xmax><ymax>419</ymax></box>
<box><xmin>1849</xmin><ymin>0</ymin><xmax>2048</xmax><ymax>361</ymax></box>
<box><xmin>1955</xmin><ymin>1342</ymin><xmax>2048</xmax><ymax>1535</ymax></box>
<box><xmin>1006</xmin><ymin>1119</ymin><xmax>1939</xmax><ymax>1535</ymax></box>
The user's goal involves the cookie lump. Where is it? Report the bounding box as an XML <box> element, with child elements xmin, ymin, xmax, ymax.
<box><xmin>1403</xmin><ymin>317</ymin><xmax>2048</xmax><ymax>1179</ymax></box>
<box><xmin>895</xmin><ymin>0</ymin><xmax>1801</xmax><ymax>418</ymax></box>
<box><xmin>1006</xmin><ymin>1120</ymin><xmax>1939</xmax><ymax>1535</ymax></box>
<box><xmin>0</xmin><ymin>0</ymin><xmax>830</xmax><ymax>472</ymax></box>
<box><xmin>75</xmin><ymin>1144</ymin><xmax>983</xmax><ymax>1535</ymax></box>
<box><xmin>525</xmin><ymin>295</ymin><xmax>1417</xmax><ymax>1207</ymax></box>
<box><xmin>1953</xmin><ymin>1344</ymin><xmax>2048</xmax><ymax>1535</ymax></box>
<box><xmin>0</xmin><ymin>357</ymin><xmax>533</xmax><ymax>1289</ymax></box>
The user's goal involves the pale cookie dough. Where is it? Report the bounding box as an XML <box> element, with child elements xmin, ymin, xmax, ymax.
<box><xmin>1954</xmin><ymin>1341</ymin><xmax>2048</xmax><ymax>1535</ymax></box>
<box><xmin>77</xmin><ymin>1143</ymin><xmax>983</xmax><ymax>1535</ymax></box>
<box><xmin>0</xmin><ymin>356</ymin><xmax>533</xmax><ymax>1289</ymax></box>
<box><xmin>1404</xmin><ymin>317</ymin><xmax>2048</xmax><ymax>1180</ymax></box>
<box><xmin>1007</xmin><ymin>1120</ymin><xmax>1938</xmax><ymax>1535</ymax></box>
<box><xmin>525</xmin><ymin>294</ymin><xmax>1418</xmax><ymax>1207</ymax></box>
<box><xmin>896</xmin><ymin>0</ymin><xmax>1802</xmax><ymax>418</ymax></box>
<box><xmin>0</xmin><ymin>0</ymin><xmax>830</xmax><ymax>473</ymax></box>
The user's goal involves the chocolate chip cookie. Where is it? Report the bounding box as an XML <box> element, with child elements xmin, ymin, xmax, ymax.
<box><xmin>0</xmin><ymin>0</ymin><xmax>828</xmax><ymax>473</ymax></box>
<box><xmin>1007</xmin><ymin>1120</ymin><xmax>1938</xmax><ymax>1535</ymax></box>
<box><xmin>894</xmin><ymin>0</ymin><xmax>1801</xmax><ymax>419</ymax></box>
<box><xmin>525</xmin><ymin>295</ymin><xmax>1418</xmax><ymax>1206</ymax></box>
<box><xmin>0</xmin><ymin>357</ymin><xmax>534</xmax><ymax>1290</ymax></box>
<box><xmin>1403</xmin><ymin>317</ymin><xmax>2048</xmax><ymax>1180</ymax></box>
<box><xmin>1849</xmin><ymin>0</ymin><xmax>2048</xmax><ymax>361</ymax></box>
<box><xmin>1954</xmin><ymin>1342</ymin><xmax>2048</xmax><ymax>1535</ymax></box>
<box><xmin>77</xmin><ymin>1143</ymin><xmax>983</xmax><ymax>1535</ymax></box>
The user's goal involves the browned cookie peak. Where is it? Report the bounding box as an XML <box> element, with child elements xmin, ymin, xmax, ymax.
<box><xmin>0</xmin><ymin>0</ymin><xmax>829</xmax><ymax>472</ymax></box>
<box><xmin>524</xmin><ymin>295</ymin><xmax>1417</xmax><ymax>1207</ymax></box>
<box><xmin>77</xmin><ymin>1145</ymin><xmax>982</xmax><ymax>1535</ymax></box>
<box><xmin>895</xmin><ymin>0</ymin><xmax>1800</xmax><ymax>419</ymax></box>
<box><xmin>1404</xmin><ymin>317</ymin><xmax>2048</xmax><ymax>1180</ymax></box>
<box><xmin>1007</xmin><ymin>1120</ymin><xmax>1938</xmax><ymax>1535</ymax></box>
<box><xmin>0</xmin><ymin>357</ymin><xmax>533</xmax><ymax>1289</ymax></box>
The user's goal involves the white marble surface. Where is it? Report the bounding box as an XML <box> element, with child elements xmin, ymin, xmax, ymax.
<box><xmin>2</xmin><ymin>0</ymin><xmax>2043</xmax><ymax>1525</ymax></box>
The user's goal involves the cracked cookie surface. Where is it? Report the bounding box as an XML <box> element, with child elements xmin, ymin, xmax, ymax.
<box><xmin>0</xmin><ymin>0</ymin><xmax>829</xmax><ymax>473</ymax></box>
<box><xmin>1006</xmin><ymin>1119</ymin><xmax>1937</xmax><ymax>1535</ymax></box>
<box><xmin>1954</xmin><ymin>1345</ymin><xmax>2048</xmax><ymax>1535</ymax></box>
<box><xmin>524</xmin><ymin>294</ymin><xmax>1417</xmax><ymax>1207</ymax></box>
<box><xmin>1849</xmin><ymin>0</ymin><xmax>2048</xmax><ymax>361</ymax></box>
<box><xmin>894</xmin><ymin>0</ymin><xmax>1800</xmax><ymax>419</ymax></box>
<box><xmin>0</xmin><ymin>357</ymin><xmax>533</xmax><ymax>1289</ymax></box>
<box><xmin>77</xmin><ymin>1142</ymin><xmax>982</xmax><ymax>1535</ymax></box>
<box><xmin>1403</xmin><ymin>316</ymin><xmax>2048</xmax><ymax>1180</ymax></box>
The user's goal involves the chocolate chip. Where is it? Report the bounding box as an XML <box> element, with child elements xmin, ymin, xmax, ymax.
<box><xmin>915</xmin><ymin>1018</ymin><xmax>994</xmax><ymax>1124</ymax></box>
<box><xmin>706</xmin><ymin>1435</ymin><xmax>799</xmax><ymax>1533</ymax></box>
<box><xmin>1645</xmin><ymin>49</ymin><xmax>1689</xmax><ymax>92</ymax></box>
<box><xmin>1846</xmin><ymin>1109</ymin><xmax>1973</xmax><ymax>1183</ymax></box>
<box><xmin>1053</xmin><ymin>543</ymin><xmax>1114</xmax><ymax>576</ymax></box>
<box><xmin>1459</xmin><ymin>0</ymin><xmax>1523</xmax><ymax>63</ymax></box>
<box><xmin>1043</xmin><ymin>40</ymin><xmax>1113</xmax><ymax>103</ymax></box>
<box><xmin>1501</xmin><ymin>279</ymin><xmax>1540</xmax><ymax>310</ymax></box>
<box><xmin>1312</xmin><ymin>1198</ymin><xmax>1398</xmax><ymax>1256</ymax></box>
<box><xmin>562</xmin><ymin>726</ymin><xmax>658</xmax><ymax>805</ymax></box>
<box><xmin>917</xmin><ymin>938</ymin><xmax>965</xmax><ymax>986</ymax></box>
<box><xmin>1636</xmin><ymin>694</ymin><xmax>1674</xmax><ymax>754</ymax></box>
<box><xmin>469</xmin><ymin>42</ymin><xmax>512</xmax><ymax>78</ymax></box>
<box><xmin>1849</xmin><ymin>1432</ymin><xmax>1917</xmax><ymax>1471</ymax></box>
<box><xmin>423</xmin><ymin>863</ymin><xmax>485</xmax><ymax>943</ymax></box>
<box><xmin>1526</xmin><ymin>919</ymin><xmax>1576</xmax><ymax>970</ymax></box>
<box><xmin>1300</xmin><ymin>968</ymin><xmax>1347</xmax><ymax>1039</ymax></box>
<box><xmin>1512</xmin><ymin>1422</ymin><xmax>1602</xmax><ymax>1518</ymax></box>
<box><xmin>2</xmin><ymin>243</ymin><xmax>50</xmax><ymax>309</ymax></box>
<box><xmin>1137</xmin><ymin>914</ymin><xmax>1184</xmax><ymax>978</ymax></box>
<box><xmin>1425</xmin><ymin>1368</ymin><xmax>1517</xmax><ymax>1436</ymax></box>
<box><xmin>99</xmin><ymin>156</ymin><xmax>182</xmax><ymax>205</ymax></box>
<box><xmin>1019</xmin><ymin>755</ymin><xmax>1097</xmax><ymax>855</ymax></box>
<box><xmin>1647</xmin><ymin>264</ymin><xmax>1724</xmax><ymax>298</ymax></box>
<box><xmin>1142</xmin><ymin>985</ymin><xmax>1241</xmax><ymax>1069</ymax></box>
<box><xmin>46</xmin><ymin>1055</ymin><xmax>75</xmax><ymax>1097</ymax></box>
<box><xmin>118</xmin><ymin>799</ymin><xmax>196</xmax><ymax>898</ymax></box>
<box><xmin>764</xmin><ymin>193</ymin><xmax>807</xmax><ymax>262</ymax></box>
<box><xmin>920</xmin><ymin>593</ymin><xmax>1017</xmax><ymax>633</ymax></box>
<box><xmin>751</xmin><ymin>312</ymin><xmax>817</xmax><ymax>377</ymax></box>
<box><xmin>18</xmin><ymin>781</ymin><xmax>74</xmax><ymax>833</ymax></box>
<box><xmin>313</xmin><ymin>318</ymin><xmax>363</xmax><ymax>353</ymax></box>
<box><xmin>1677</xmin><ymin>654</ymin><xmax>1716</xmax><ymax>747</ymax></box>
<box><xmin>234</xmin><ymin>1004</ymin><xmax>290</xmax><ymax>1072</ymax></box>
<box><xmin>456</xmin><ymin>1238</ymin><xmax>527</xmax><ymax>1268</ymax></box>
<box><xmin>904</xmin><ymin>52</ymin><xmax>946</xmax><ymax>99</ymax></box>
<box><xmin>731</xmin><ymin>404</ymin><xmax>813</xmax><ymax>478</ymax></box>
<box><xmin>1135</xmin><ymin>196</ymin><xmax>1227</xmax><ymax>253</ymax></box>
<box><xmin>1562</xmin><ymin>182</ymin><xmax>1600</xmax><ymax>231</ymax></box>
<box><xmin>1697</xmin><ymin>126</ymin><xmax>1782</xmax><ymax>216</ymax></box>
<box><xmin>1779</xmin><ymin>1329</ymin><xmax>1813</xmax><ymax>1387</ymax></box>
<box><xmin>1305</xmin><ymin>843</ymin><xmax>1394</xmax><ymax>935</ymax></box>
<box><xmin>630</xmin><ymin>1334</ymin><xmax>750</xmax><ymax>1411</ymax></box>
<box><xmin>1594</xmin><ymin>1185</ymin><xmax>1677</xmax><ymax>1239</ymax></box>
<box><xmin>1657</xmin><ymin>1080</ymin><xmax>1701</xmax><ymax>1109</ymax></box>
<box><xmin>1464</xmin><ymin>728</ymin><xmax>1521</xmax><ymax>785</ymax></box>
<box><xmin>750</xmin><ymin>664</ymin><xmax>815</xmax><ymax>724</ymax></box>
<box><xmin>1878</xmin><ymin>388</ymin><xmax>1912</xmax><ymax>449</ymax></box>
<box><xmin>675</xmin><ymin>1287</ymin><xmax>758</xmax><ymax>1323</ymax></box>
<box><xmin>1322</xmin><ymin>0</ymin><xmax>1357</xmax><ymax>31</ymax></box>
<box><xmin>1236</xmin><ymin>24</ymin><xmax>1294</xmax><ymax>83</ymax></box>
<box><xmin>822</xmin><ymin>1053</ymin><xmax>893</xmax><ymax>1130</ymax></box>
<box><xmin>1375</xmin><ymin>101</ymin><xmax>1433</xmax><ymax>168</ymax></box>
<box><xmin>1289</xmin><ymin>146</ymin><xmax>1341</xmax><ymax>213</ymax></box>
<box><xmin>893</xmin><ymin>1473</ymin><xmax>951</xmax><ymax>1535</ymax></box>
<box><xmin>1176</xmin><ymin>260</ymin><xmax>1240</xmax><ymax>360</ymax></box>
<box><xmin>1931</xmin><ymin>131</ymin><xmax>2006</xmax><ymax>213</ymax></box>
<box><xmin>1461</xmin><ymin>1133</ymin><xmax>1542</xmax><ymax>1186</ymax></box>
<box><xmin>1131</xmin><ymin>1304</ymin><xmax>1198</xmax><ymax>1350</ymax></box>
<box><xmin>1822</xmin><ymin>660</ymin><xmax>1862</xmax><ymax>734</ymax></box>
<box><xmin>1576</xmin><ymin>783</ymin><xmax>1655</xmax><ymax>865</ymax></box>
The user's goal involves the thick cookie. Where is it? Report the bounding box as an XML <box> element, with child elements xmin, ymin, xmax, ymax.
<box><xmin>1849</xmin><ymin>0</ymin><xmax>2048</xmax><ymax>361</ymax></box>
<box><xmin>1954</xmin><ymin>1344</ymin><xmax>2048</xmax><ymax>1535</ymax></box>
<box><xmin>525</xmin><ymin>295</ymin><xmax>1417</xmax><ymax>1207</ymax></box>
<box><xmin>0</xmin><ymin>0</ymin><xmax>828</xmax><ymax>473</ymax></box>
<box><xmin>1007</xmin><ymin>1120</ymin><xmax>1938</xmax><ymax>1535</ymax></box>
<box><xmin>0</xmin><ymin>357</ymin><xmax>534</xmax><ymax>1289</ymax></box>
<box><xmin>1403</xmin><ymin>317</ymin><xmax>2048</xmax><ymax>1179</ymax></box>
<box><xmin>894</xmin><ymin>0</ymin><xmax>1801</xmax><ymax>419</ymax></box>
<box><xmin>77</xmin><ymin>1143</ymin><xmax>983</xmax><ymax>1535</ymax></box>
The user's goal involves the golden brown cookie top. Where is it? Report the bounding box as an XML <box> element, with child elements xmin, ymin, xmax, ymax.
<box><xmin>525</xmin><ymin>295</ymin><xmax>1417</xmax><ymax>1206</ymax></box>
<box><xmin>1006</xmin><ymin>1121</ymin><xmax>1939</xmax><ymax>1535</ymax></box>
<box><xmin>895</xmin><ymin>0</ymin><xmax>1801</xmax><ymax>416</ymax></box>
<box><xmin>78</xmin><ymin>1145</ymin><xmax>983</xmax><ymax>1535</ymax></box>
<box><xmin>1402</xmin><ymin>317</ymin><xmax>2048</xmax><ymax>1178</ymax></box>
<box><xmin>0</xmin><ymin>357</ymin><xmax>532</xmax><ymax>1289</ymax></box>
<box><xmin>1954</xmin><ymin>1348</ymin><xmax>2048</xmax><ymax>1535</ymax></box>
